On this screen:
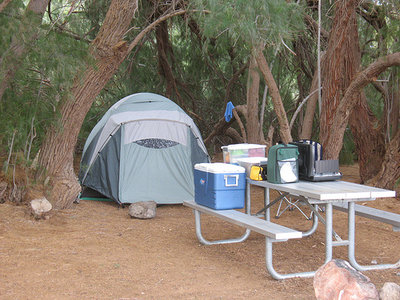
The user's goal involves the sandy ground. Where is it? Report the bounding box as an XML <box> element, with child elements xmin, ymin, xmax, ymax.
<box><xmin>0</xmin><ymin>164</ymin><xmax>399</xmax><ymax>299</ymax></box>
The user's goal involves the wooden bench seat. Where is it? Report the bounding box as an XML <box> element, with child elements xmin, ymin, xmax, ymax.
<box><xmin>183</xmin><ymin>200</ymin><xmax>302</xmax><ymax>241</ymax></box>
<box><xmin>332</xmin><ymin>203</ymin><xmax>400</xmax><ymax>232</ymax></box>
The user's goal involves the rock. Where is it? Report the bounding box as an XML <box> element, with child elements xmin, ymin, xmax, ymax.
<box><xmin>313</xmin><ymin>259</ymin><xmax>379</xmax><ymax>300</ymax></box>
<box><xmin>129</xmin><ymin>201</ymin><xmax>157</xmax><ymax>219</ymax></box>
<box><xmin>30</xmin><ymin>197</ymin><xmax>52</xmax><ymax>220</ymax></box>
<box><xmin>379</xmin><ymin>282</ymin><xmax>400</xmax><ymax>300</ymax></box>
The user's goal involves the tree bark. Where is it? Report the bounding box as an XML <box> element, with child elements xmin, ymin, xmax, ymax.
<box><xmin>348</xmin><ymin>95</ymin><xmax>385</xmax><ymax>182</ymax></box>
<box><xmin>300</xmin><ymin>67</ymin><xmax>320</xmax><ymax>139</ymax></box>
<box><xmin>390</xmin><ymin>81</ymin><xmax>399</xmax><ymax>138</ymax></box>
<box><xmin>156</xmin><ymin>21</ymin><xmax>185</xmax><ymax>107</ymax></box>
<box><xmin>225</xmin><ymin>61</ymin><xmax>249</xmax><ymax>108</ymax></box>
<box><xmin>0</xmin><ymin>0</ymin><xmax>50</xmax><ymax>101</ymax></box>
<box><xmin>366</xmin><ymin>130</ymin><xmax>400</xmax><ymax>189</ymax></box>
<box><xmin>346</xmin><ymin>1</ymin><xmax>385</xmax><ymax>182</ymax></box>
<box><xmin>319</xmin><ymin>0</ymin><xmax>361</xmax><ymax>159</ymax></box>
<box><xmin>255</xmin><ymin>47</ymin><xmax>292</xmax><ymax>143</ymax></box>
<box><xmin>246</xmin><ymin>51</ymin><xmax>260</xmax><ymax>143</ymax></box>
<box><xmin>323</xmin><ymin>52</ymin><xmax>400</xmax><ymax>160</ymax></box>
<box><xmin>233</xmin><ymin>109</ymin><xmax>247</xmax><ymax>142</ymax></box>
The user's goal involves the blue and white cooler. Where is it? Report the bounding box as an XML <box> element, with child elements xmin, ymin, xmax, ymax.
<box><xmin>194</xmin><ymin>163</ymin><xmax>246</xmax><ymax>210</ymax></box>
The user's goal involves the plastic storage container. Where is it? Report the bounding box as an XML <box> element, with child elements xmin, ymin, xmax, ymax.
<box><xmin>236</xmin><ymin>157</ymin><xmax>268</xmax><ymax>177</ymax></box>
<box><xmin>194</xmin><ymin>163</ymin><xmax>246</xmax><ymax>210</ymax></box>
<box><xmin>221</xmin><ymin>144</ymin><xmax>266</xmax><ymax>164</ymax></box>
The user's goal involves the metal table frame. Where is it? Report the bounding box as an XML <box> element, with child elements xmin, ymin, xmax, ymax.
<box><xmin>248</xmin><ymin>179</ymin><xmax>399</xmax><ymax>279</ymax></box>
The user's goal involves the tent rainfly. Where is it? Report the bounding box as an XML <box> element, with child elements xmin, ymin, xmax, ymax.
<box><xmin>79</xmin><ymin>92</ymin><xmax>210</xmax><ymax>205</ymax></box>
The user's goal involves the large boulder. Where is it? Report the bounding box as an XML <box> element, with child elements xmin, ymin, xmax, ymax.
<box><xmin>30</xmin><ymin>197</ymin><xmax>52</xmax><ymax>220</ymax></box>
<box><xmin>129</xmin><ymin>201</ymin><xmax>157</xmax><ymax>219</ymax></box>
<box><xmin>314</xmin><ymin>259</ymin><xmax>379</xmax><ymax>300</ymax></box>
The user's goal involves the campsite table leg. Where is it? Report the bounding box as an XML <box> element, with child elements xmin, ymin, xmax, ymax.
<box><xmin>194</xmin><ymin>183</ymin><xmax>252</xmax><ymax>246</ymax></box>
<box><xmin>194</xmin><ymin>210</ymin><xmax>251</xmax><ymax>245</ymax></box>
<box><xmin>347</xmin><ymin>202</ymin><xmax>400</xmax><ymax>271</ymax></box>
<box><xmin>265</xmin><ymin>237</ymin><xmax>316</xmax><ymax>279</ymax></box>
<box><xmin>324</xmin><ymin>203</ymin><xmax>333</xmax><ymax>263</ymax></box>
<box><xmin>246</xmin><ymin>180</ymin><xmax>251</xmax><ymax>215</ymax></box>
<box><xmin>265</xmin><ymin>187</ymin><xmax>270</xmax><ymax>221</ymax></box>
<box><xmin>302</xmin><ymin>204</ymin><xmax>319</xmax><ymax>237</ymax></box>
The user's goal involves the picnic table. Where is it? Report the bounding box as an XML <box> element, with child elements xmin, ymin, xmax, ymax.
<box><xmin>184</xmin><ymin>179</ymin><xmax>399</xmax><ymax>280</ymax></box>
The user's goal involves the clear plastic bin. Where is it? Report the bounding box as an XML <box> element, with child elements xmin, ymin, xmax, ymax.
<box><xmin>221</xmin><ymin>144</ymin><xmax>266</xmax><ymax>164</ymax></box>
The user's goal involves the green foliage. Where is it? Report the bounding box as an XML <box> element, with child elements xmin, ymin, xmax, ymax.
<box><xmin>82</xmin><ymin>0</ymin><xmax>111</xmax><ymax>40</ymax></box>
<box><xmin>190</xmin><ymin>0</ymin><xmax>304</xmax><ymax>47</ymax></box>
<box><xmin>0</xmin><ymin>0</ymin><xmax>25</xmax><ymax>58</ymax></box>
<box><xmin>0</xmin><ymin>1</ymin><xmax>91</xmax><ymax>163</ymax></box>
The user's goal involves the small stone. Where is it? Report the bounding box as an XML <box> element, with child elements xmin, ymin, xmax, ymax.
<box><xmin>129</xmin><ymin>201</ymin><xmax>157</xmax><ymax>219</ymax></box>
<box><xmin>379</xmin><ymin>282</ymin><xmax>400</xmax><ymax>300</ymax></box>
<box><xmin>314</xmin><ymin>259</ymin><xmax>379</xmax><ymax>300</ymax></box>
<box><xmin>30</xmin><ymin>197</ymin><xmax>52</xmax><ymax>220</ymax></box>
<box><xmin>370</xmin><ymin>260</ymin><xmax>378</xmax><ymax>265</ymax></box>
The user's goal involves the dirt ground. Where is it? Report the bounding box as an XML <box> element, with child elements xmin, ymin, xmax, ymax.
<box><xmin>0</xmin><ymin>164</ymin><xmax>399</xmax><ymax>299</ymax></box>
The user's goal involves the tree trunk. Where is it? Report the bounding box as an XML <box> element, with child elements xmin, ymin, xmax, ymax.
<box><xmin>225</xmin><ymin>61</ymin><xmax>249</xmax><ymax>108</ymax></box>
<box><xmin>345</xmin><ymin>2</ymin><xmax>385</xmax><ymax>182</ymax></box>
<box><xmin>0</xmin><ymin>0</ymin><xmax>50</xmax><ymax>101</ymax></box>
<box><xmin>156</xmin><ymin>21</ymin><xmax>185</xmax><ymax>107</ymax></box>
<box><xmin>255</xmin><ymin>47</ymin><xmax>292</xmax><ymax>143</ymax></box>
<box><xmin>300</xmin><ymin>67</ymin><xmax>320</xmax><ymax>139</ymax></box>
<box><xmin>246</xmin><ymin>51</ymin><xmax>260</xmax><ymax>143</ymax></box>
<box><xmin>323</xmin><ymin>52</ymin><xmax>400</xmax><ymax>160</ymax></box>
<box><xmin>319</xmin><ymin>0</ymin><xmax>361</xmax><ymax>159</ymax></box>
<box><xmin>38</xmin><ymin>0</ymin><xmax>139</xmax><ymax>209</ymax></box>
<box><xmin>348</xmin><ymin>96</ymin><xmax>385</xmax><ymax>182</ymax></box>
<box><xmin>366</xmin><ymin>130</ymin><xmax>400</xmax><ymax>189</ymax></box>
<box><xmin>390</xmin><ymin>80</ymin><xmax>399</xmax><ymax>138</ymax></box>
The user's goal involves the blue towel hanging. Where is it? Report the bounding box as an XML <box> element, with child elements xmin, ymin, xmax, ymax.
<box><xmin>224</xmin><ymin>101</ymin><xmax>235</xmax><ymax>122</ymax></box>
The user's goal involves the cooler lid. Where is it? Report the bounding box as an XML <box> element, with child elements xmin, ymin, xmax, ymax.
<box><xmin>194</xmin><ymin>163</ymin><xmax>245</xmax><ymax>174</ymax></box>
<box><xmin>221</xmin><ymin>143</ymin><xmax>266</xmax><ymax>151</ymax></box>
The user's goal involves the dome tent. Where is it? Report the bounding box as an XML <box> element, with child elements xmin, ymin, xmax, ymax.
<box><xmin>79</xmin><ymin>92</ymin><xmax>210</xmax><ymax>204</ymax></box>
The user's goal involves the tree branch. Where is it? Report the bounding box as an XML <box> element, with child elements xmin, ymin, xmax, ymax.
<box><xmin>127</xmin><ymin>9</ymin><xmax>210</xmax><ymax>54</ymax></box>
<box><xmin>0</xmin><ymin>0</ymin><xmax>12</xmax><ymax>13</ymax></box>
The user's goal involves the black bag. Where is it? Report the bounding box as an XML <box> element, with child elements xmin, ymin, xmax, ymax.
<box><xmin>290</xmin><ymin>140</ymin><xmax>342</xmax><ymax>182</ymax></box>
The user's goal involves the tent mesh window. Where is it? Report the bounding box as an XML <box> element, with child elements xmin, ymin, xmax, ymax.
<box><xmin>135</xmin><ymin>138</ymin><xmax>179</xmax><ymax>149</ymax></box>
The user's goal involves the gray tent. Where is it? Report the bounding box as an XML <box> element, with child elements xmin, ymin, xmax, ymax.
<box><xmin>79</xmin><ymin>92</ymin><xmax>210</xmax><ymax>204</ymax></box>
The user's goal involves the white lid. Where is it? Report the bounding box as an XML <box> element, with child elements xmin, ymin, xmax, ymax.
<box><xmin>194</xmin><ymin>163</ymin><xmax>245</xmax><ymax>174</ymax></box>
<box><xmin>235</xmin><ymin>157</ymin><xmax>268</xmax><ymax>164</ymax></box>
<box><xmin>221</xmin><ymin>143</ymin><xmax>266</xmax><ymax>150</ymax></box>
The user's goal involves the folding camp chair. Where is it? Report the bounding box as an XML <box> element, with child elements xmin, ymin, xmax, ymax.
<box><xmin>274</xmin><ymin>192</ymin><xmax>313</xmax><ymax>220</ymax></box>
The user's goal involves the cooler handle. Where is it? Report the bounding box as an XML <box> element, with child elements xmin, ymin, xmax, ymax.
<box><xmin>224</xmin><ymin>174</ymin><xmax>239</xmax><ymax>187</ymax></box>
